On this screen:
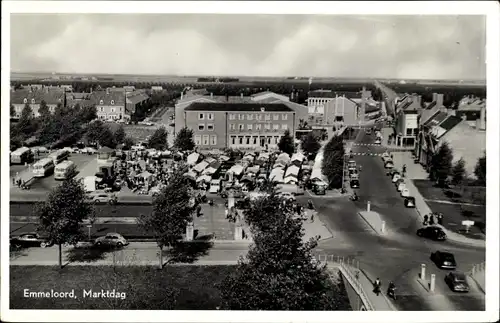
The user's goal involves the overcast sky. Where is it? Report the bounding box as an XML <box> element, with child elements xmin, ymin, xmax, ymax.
<box><xmin>10</xmin><ymin>14</ymin><xmax>486</xmax><ymax>80</ymax></box>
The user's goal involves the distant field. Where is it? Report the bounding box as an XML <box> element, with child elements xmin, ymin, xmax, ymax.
<box><xmin>107</xmin><ymin>123</ymin><xmax>158</xmax><ymax>141</ymax></box>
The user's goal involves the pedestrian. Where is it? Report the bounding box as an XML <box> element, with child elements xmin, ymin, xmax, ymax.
<box><xmin>12</xmin><ymin>177</ymin><xmax>15</xmax><ymax>186</ymax></box>
<box><xmin>374</xmin><ymin>278</ymin><xmax>381</xmax><ymax>296</ymax></box>
<box><xmin>423</xmin><ymin>214</ymin><xmax>429</xmax><ymax>226</ymax></box>
<box><xmin>310</xmin><ymin>212</ymin><xmax>315</xmax><ymax>223</ymax></box>
<box><xmin>429</xmin><ymin>214</ymin><xmax>435</xmax><ymax>225</ymax></box>
<box><xmin>437</xmin><ymin>213</ymin><xmax>444</xmax><ymax>225</ymax></box>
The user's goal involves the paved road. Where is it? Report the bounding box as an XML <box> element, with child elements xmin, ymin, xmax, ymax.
<box><xmin>373</xmin><ymin>80</ymin><xmax>398</xmax><ymax>117</ymax></box>
<box><xmin>326</xmin><ymin>128</ymin><xmax>485</xmax><ymax>311</ymax></box>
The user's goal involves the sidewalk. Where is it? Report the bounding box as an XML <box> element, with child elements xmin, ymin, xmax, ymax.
<box><xmin>358</xmin><ymin>211</ymin><xmax>390</xmax><ymax>236</ymax></box>
<box><xmin>392</xmin><ymin>160</ymin><xmax>485</xmax><ymax>248</ymax></box>
<box><xmin>302</xmin><ymin>209</ymin><xmax>333</xmax><ymax>242</ymax></box>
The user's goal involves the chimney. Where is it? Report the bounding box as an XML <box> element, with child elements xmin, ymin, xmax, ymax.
<box><xmin>210</xmin><ymin>93</ymin><xmax>213</xmax><ymax>99</ymax></box>
<box><xmin>290</xmin><ymin>91</ymin><xmax>294</xmax><ymax>100</ymax></box>
<box><xmin>416</xmin><ymin>95</ymin><xmax>422</xmax><ymax>107</ymax></box>
<box><xmin>181</xmin><ymin>92</ymin><xmax>183</xmax><ymax>100</ymax></box>
<box><xmin>106</xmin><ymin>87</ymin><xmax>110</xmax><ymax>94</ymax></box>
<box><xmin>240</xmin><ymin>93</ymin><xmax>244</xmax><ymax>99</ymax></box>
<box><xmin>436</xmin><ymin>94</ymin><xmax>444</xmax><ymax>107</ymax></box>
<box><xmin>479</xmin><ymin>106</ymin><xmax>486</xmax><ymax>130</ymax></box>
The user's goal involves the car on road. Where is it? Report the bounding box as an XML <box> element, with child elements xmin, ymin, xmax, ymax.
<box><xmin>400</xmin><ymin>188</ymin><xmax>410</xmax><ymax>197</ymax></box>
<box><xmin>381</xmin><ymin>152</ymin><xmax>390</xmax><ymax>160</ymax></box>
<box><xmin>350</xmin><ymin>179</ymin><xmax>360</xmax><ymax>188</ymax></box>
<box><xmin>444</xmin><ymin>272</ymin><xmax>470</xmax><ymax>293</ymax></box>
<box><xmin>86</xmin><ymin>193</ymin><xmax>117</xmax><ymax>204</ymax></box>
<box><xmin>431</xmin><ymin>251</ymin><xmax>457</xmax><ymax>269</ymax></box>
<box><xmin>80</xmin><ymin>147</ymin><xmax>97</xmax><ymax>155</ymax></box>
<box><xmin>94</xmin><ymin>233</ymin><xmax>129</xmax><ymax>248</ymax></box>
<box><xmin>349</xmin><ymin>169</ymin><xmax>359</xmax><ymax>179</ymax></box>
<box><xmin>347</xmin><ymin>160</ymin><xmax>357</xmax><ymax>171</ymax></box>
<box><xmin>417</xmin><ymin>226</ymin><xmax>447</xmax><ymax>241</ymax></box>
<box><xmin>10</xmin><ymin>233</ymin><xmax>53</xmax><ymax>248</ymax></box>
<box><xmin>392</xmin><ymin>174</ymin><xmax>401</xmax><ymax>183</ymax></box>
<box><xmin>366</xmin><ymin>129</ymin><xmax>372</xmax><ymax>135</ymax></box>
<box><xmin>374</xmin><ymin>138</ymin><xmax>382</xmax><ymax>145</ymax></box>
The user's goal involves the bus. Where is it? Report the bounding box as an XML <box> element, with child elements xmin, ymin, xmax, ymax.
<box><xmin>48</xmin><ymin>149</ymin><xmax>70</xmax><ymax>165</ymax></box>
<box><xmin>54</xmin><ymin>160</ymin><xmax>77</xmax><ymax>180</ymax></box>
<box><xmin>32</xmin><ymin>158</ymin><xmax>55</xmax><ymax>178</ymax></box>
<box><xmin>10</xmin><ymin>147</ymin><xmax>34</xmax><ymax>165</ymax></box>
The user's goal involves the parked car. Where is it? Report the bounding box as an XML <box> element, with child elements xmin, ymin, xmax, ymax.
<box><xmin>374</xmin><ymin>138</ymin><xmax>382</xmax><ymax>145</ymax></box>
<box><xmin>392</xmin><ymin>174</ymin><xmax>401</xmax><ymax>183</ymax></box>
<box><xmin>444</xmin><ymin>272</ymin><xmax>470</xmax><ymax>292</ymax></box>
<box><xmin>404</xmin><ymin>196</ymin><xmax>416</xmax><ymax>208</ymax></box>
<box><xmin>350</xmin><ymin>179</ymin><xmax>360</xmax><ymax>188</ymax></box>
<box><xmin>417</xmin><ymin>226</ymin><xmax>447</xmax><ymax>241</ymax></box>
<box><xmin>384</xmin><ymin>160</ymin><xmax>394</xmax><ymax>169</ymax></box>
<box><xmin>366</xmin><ymin>129</ymin><xmax>372</xmax><ymax>135</ymax></box>
<box><xmin>401</xmin><ymin>188</ymin><xmax>410</xmax><ymax>197</ymax></box>
<box><xmin>10</xmin><ymin>233</ymin><xmax>53</xmax><ymax>248</ymax></box>
<box><xmin>395</xmin><ymin>178</ymin><xmax>405</xmax><ymax>188</ymax></box>
<box><xmin>397</xmin><ymin>182</ymin><xmax>406</xmax><ymax>192</ymax></box>
<box><xmin>94</xmin><ymin>233</ymin><xmax>128</xmax><ymax>248</ymax></box>
<box><xmin>431</xmin><ymin>251</ymin><xmax>457</xmax><ymax>269</ymax></box>
<box><xmin>347</xmin><ymin>160</ymin><xmax>357</xmax><ymax>171</ymax></box>
<box><xmin>381</xmin><ymin>152</ymin><xmax>390</xmax><ymax>160</ymax></box>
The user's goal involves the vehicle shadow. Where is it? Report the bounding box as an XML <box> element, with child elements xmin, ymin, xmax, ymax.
<box><xmin>64</xmin><ymin>244</ymin><xmax>113</xmax><ymax>264</ymax></box>
<box><xmin>164</xmin><ymin>240</ymin><xmax>214</xmax><ymax>264</ymax></box>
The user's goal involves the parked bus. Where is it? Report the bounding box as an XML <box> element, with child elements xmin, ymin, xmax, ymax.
<box><xmin>54</xmin><ymin>160</ymin><xmax>77</xmax><ymax>180</ymax></box>
<box><xmin>32</xmin><ymin>158</ymin><xmax>55</xmax><ymax>178</ymax></box>
<box><xmin>10</xmin><ymin>147</ymin><xmax>34</xmax><ymax>165</ymax></box>
<box><xmin>48</xmin><ymin>149</ymin><xmax>70</xmax><ymax>165</ymax></box>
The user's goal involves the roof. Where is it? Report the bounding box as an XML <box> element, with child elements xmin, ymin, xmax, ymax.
<box><xmin>438</xmin><ymin>115</ymin><xmax>462</xmax><ymax>131</ymax></box>
<box><xmin>308</xmin><ymin>90</ymin><xmax>362</xmax><ymax>99</ymax></box>
<box><xmin>426</xmin><ymin>101</ymin><xmax>437</xmax><ymax>110</ymax></box>
<box><xmin>184</xmin><ymin>102</ymin><xmax>293</xmax><ymax>112</ymax></box>
<box><xmin>457</xmin><ymin>98</ymin><xmax>486</xmax><ymax>112</ymax></box>
<box><xmin>424</xmin><ymin>111</ymin><xmax>448</xmax><ymax>127</ymax></box>
<box><xmin>91</xmin><ymin>91</ymin><xmax>125</xmax><ymax>106</ymax></box>
<box><xmin>127</xmin><ymin>93</ymin><xmax>149</xmax><ymax>105</ymax></box>
<box><xmin>10</xmin><ymin>89</ymin><xmax>65</xmax><ymax>105</ymax></box>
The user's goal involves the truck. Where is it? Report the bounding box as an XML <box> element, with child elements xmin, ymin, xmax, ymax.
<box><xmin>84</xmin><ymin>176</ymin><xmax>97</xmax><ymax>193</ymax></box>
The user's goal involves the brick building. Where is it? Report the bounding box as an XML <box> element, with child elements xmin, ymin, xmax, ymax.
<box><xmin>183</xmin><ymin>102</ymin><xmax>295</xmax><ymax>150</ymax></box>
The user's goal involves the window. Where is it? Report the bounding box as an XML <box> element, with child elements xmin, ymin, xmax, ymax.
<box><xmin>198</xmin><ymin>124</ymin><xmax>205</xmax><ymax>131</ymax></box>
<box><xmin>239</xmin><ymin>136</ymin><xmax>243</xmax><ymax>144</ymax></box>
<box><xmin>273</xmin><ymin>124</ymin><xmax>279</xmax><ymax>130</ymax></box>
<box><xmin>281</xmin><ymin>124</ymin><xmax>288</xmax><ymax>130</ymax></box>
<box><xmin>23</xmin><ymin>98</ymin><xmax>27</xmax><ymax>104</ymax></box>
<box><xmin>265</xmin><ymin>124</ymin><xmax>271</xmax><ymax>130</ymax></box>
<box><xmin>202</xmin><ymin>135</ymin><xmax>209</xmax><ymax>146</ymax></box>
<box><xmin>273</xmin><ymin>114</ymin><xmax>279</xmax><ymax>120</ymax></box>
<box><xmin>257</xmin><ymin>114</ymin><xmax>262</xmax><ymax>120</ymax></box>
<box><xmin>406</xmin><ymin>128</ymin><xmax>414</xmax><ymax>136</ymax></box>
<box><xmin>335</xmin><ymin>116</ymin><xmax>344</xmax><ymax>122</ymax></box>
<box><xmin>31</xmin><ymin>99</ymin><xmax>35</xmax><ymax>104</ymax></box>
<box><xmin>247</xmin><ymin>124</ymin><xmax>253</xmax><ymax>130</ymax></box>
<box><xmin>253</xmin><ymin>137</ymin><xmax>258</xmax><ymax>145</ymax></box>
<box><xmin>238</xmin><ymin>124</ymin><xmax>244</xmax><ymax>131</ymax></box>
<box><xmin>207</xmin><ymin>124</ymin><xmax>214</xmax><ymax>131</ymax></box>
<box><xmin>207</xmin><ymin>113</ymin><xmax>214</xmax><ymax>120</ymax></box>
<box><xmin>282</xmin><ymin>114</ymin><xmax>288</xmax><ymax>120</ymax></box>
<box><xmin>230</xmin><ymin>124</ymin><xmax>236</xmax><ymax>130</ymax></box>
<box><xmin>231</xmin><ymin>136</ymin><xmax>236</xmax><ymax>145</ymax></box>
<box><xmin>111</xmin><ymin>100</ymin><xmax>115</xmax><ymax>105</ymax></box>
<box><xmin>198</xmin><ymin>113</ymin><xmax>205</xmax><ymax>120</ymax></box>
<box><xmin>100</xmin><ymin>100</ymin><xmax>104</xmax><ymax>105</ymax></box>
<box><xmin>238</xmin><ymin>114</ymin><xmax>244</xmax><ymax>120</ymax></box>
<box><xmin>100</xmin><ymin>107</ymin><xmax>103</xmax><ymax>112</ymax></box>
<box><xmin>120</xmin><ymin>107</ymin><xmax>122</xmax><ymax>112</ymax></box>
<box><xmin>256</xmin><ymin>124</ymin><xmax>262</xmax><ymax>130</ymax></box>
<box><xmin>210</xmin><ymin>135</ymin><xmax>217</xmax><ymax>145</ymax></box>
<box><xmin>265</xmin><ymin>114</ymin><xmax>271</xmax><ymax>121</ymax></box>
<box><xmin>111</xmin><ymin>108</ymin><xmax>115</xmax><ymax>113</ymax></box>
<box><xmin>247</xmin><ymin>114</ymin><xmax>254</xmax><ymax>120</ymax></box>
<box><xmin>246</xmin><ymin>137</ymin><xmax>250</xmax><ymax>145</ymax></box>
<box><xmin>229</xmin><ymin>114</ymin><xmax>236</xmax><ymax>120</ymax></box>
<box><xmin>194</xmin><ymin>135</ymin><xmax>202</xmax><ymax>145</ymax></box>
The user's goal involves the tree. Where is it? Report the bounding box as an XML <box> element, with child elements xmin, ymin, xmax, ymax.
<box><xmin>114</xmin><ymin>125</ymin><xmax>126</xmax><ymax>145</ymax></box>
<box><xmin>16</xmin><ymin>103</ymin><xmax>36</xmax><ymax>138</ymax></box>
<box><xmin>148</xmin><ymin>126</ymin><xmax>168</xmax><ymax>150</ymax></box>
<box><xmin>277</xmin><ymin>130</ymin><xmax>295</xmax><ymax>156</ymax></box>
<box><xmin>138</xmin><ymin>169</ymin><xmax>195</xmax><ymax>269</ymax></box>
<box><xmin>123</xmin><ymin>137</ymin><xmax>135</xmax><ymax>150</ymax></box>
<box><xmin>98</xmin><ymin>126</ymin><xmax>117</xmax><ymax>149</ymax></box>
<box><xmin>474</xmin><ymin>154</ymin><xmax>486</xmax><ymax>186</ymax></box>
<box><xmin>79</xmin><ymin>105</ymin><xmax>97</xmax><ymax>123</ymax></box>
<box><xmin>301</xmin><ymin>132</ymin><xmax>321</xmax><ymax>158</ymax></box>
<box><xmin>430</xmin><ymin>142</ymin><xmax>453</xmax><ymax>186</ymax></box>
<box><xmin>321</xmin><ymin>135</ymin><xmax>345</xmax><ymax>189</ymax></box>
<box><xmin>86</xmin><ymin>120</ymin><xmax>105</xmax><ymax>145</ymax></box>
<box><xmin>173</xmin><ymin>127</ymin><xmax>195</xmax><ymax>151</ymax></box>
<box><xmin>38</xmin><ymin>100</ymin><xmax>51</xmax><ymax>119</ymax></box>
<box><xmin>36</xmin><ymin>178</ymin><xmax>95</xmax><ymax>268</ymax></box>
<box><xmin>451</xmin><ymin>157</ymin><xmax>466</xmax><ymax>186</ymax></box>
<box><xmin>220</xmin><ymin>194</ymin><xmax>344</xmax><ymax>310</ymax></box>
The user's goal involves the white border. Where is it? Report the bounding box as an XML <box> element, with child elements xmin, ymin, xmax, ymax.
<box><xmin>2</xmin><ymin>1</ymin><xmax>499</xmax><ymax>322</ymax></box>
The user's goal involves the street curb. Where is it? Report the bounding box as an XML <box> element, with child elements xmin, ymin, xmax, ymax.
<box><xmin>357</xmin><ymin>212</ymin><xmax>383</xmax><ymax>236</ymax></box>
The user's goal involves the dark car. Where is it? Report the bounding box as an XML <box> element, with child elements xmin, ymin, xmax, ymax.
<box><xmin>94</xmin><ymin>233</ymin><xmax>129</xmax><ymax>248</ymax></box>
<box><xmin>417</xmin><ymin>226</ymin><xmax>447</xmax><ymax>241</ymax></box>
<box><xmin>444</xmin><ymin>272</ymin><xmax>470</xmax><ymax>292</ymax></box>
<box><xmin>366</xmin><ymin>129</ymin><xmax>372</xmax><ymax>135</ymax></box>
<box><xmin>350</xmin><ymin>179</ymin><xmax>360</xmax><ymax>188</ymax></box>
<box><xmin>404</xmin><ymin>196</ymin><xmax>416</xmax><ymax>208</ymax></box>
<box><xmin>10</xmin><ymin>233</ymin><xmax>53</xmax><ymax>248</ymax></box>
<box><xmin>431</xmin><ymin>251</ymin><xmax>457</xmax><ymax>269</ymax></box>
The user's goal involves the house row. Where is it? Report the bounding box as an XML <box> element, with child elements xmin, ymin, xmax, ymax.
<box><xmin>11</xmin><ymin>87</ymin><xmax>150</xmax><ymax>121</ymax></box>
<box><xmin>394</xmin><ymin>92</ymin><xmax>486</xmax><ymax>178</ymax></box>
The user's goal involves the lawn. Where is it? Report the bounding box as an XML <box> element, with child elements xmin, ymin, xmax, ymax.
<box><xmin>412</xmin><ymin>180</ymin><xmax>486</xmax><ymax>206</ymax></box>
<box><xmin>10</xmin><ymin>265</ymin><xmax>352</xmax><ymax>310</ymax></box>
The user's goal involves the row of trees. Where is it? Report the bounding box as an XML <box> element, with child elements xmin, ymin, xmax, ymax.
<box><xmin>429</xmin><ymin>142</ymin><xmax>486</xmax><ymax>187</ymax></box>
<box><xmin>321</xmin><ymin>135</ymin><xmax>345</xmax><ymax>189</ymax></box>
<box><xmin>10</xmin><ymin>102</ymin><xmax>97</xmax><ymax>150</ymax></box>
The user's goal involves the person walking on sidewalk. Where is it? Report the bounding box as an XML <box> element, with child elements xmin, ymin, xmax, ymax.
<box><xmin>402</xmin><ymin>164</ymin><xmax>407</xmax><ymax>177</ymax></box>
<box><xmin>437</xmin><ymin>213</ymin><xmax>444</xmax><ymax>225</ymax></box>
<box><xmin>373</xmin><ymin>278</ymin><xmax>382</xmax><ymax>296</ymax></box>
<box><xmin>429</xmin><ymin>214</ymin><xmax>435</xmax><ymax>225</ymax></box>
<box><xmin>310</xmin><ymin>212</ymin><xmax>315</xmax><ymax>223</ymax></box>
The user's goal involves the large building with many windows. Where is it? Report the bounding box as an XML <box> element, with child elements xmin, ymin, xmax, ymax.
<box><xmin>183</xmin><ymin>102</ymin><xmax>295</xmax><ymax>150</ymax></box>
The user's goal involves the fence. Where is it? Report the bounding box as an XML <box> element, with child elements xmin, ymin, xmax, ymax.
<box><xmin>317</xmin><ymin>254</ymin><xmax>375</xmax><ymax>311</ymax></box>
